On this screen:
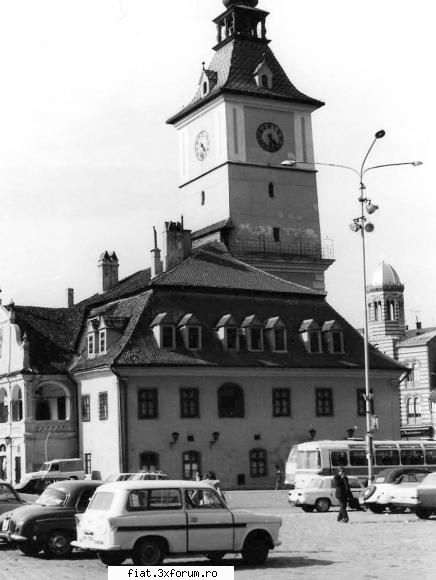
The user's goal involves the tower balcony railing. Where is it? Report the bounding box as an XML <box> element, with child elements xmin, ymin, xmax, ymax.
<box><xmin>230</xmin><ymin>238</ymin><xmax>335</xmax><ymax>261</ymax></box>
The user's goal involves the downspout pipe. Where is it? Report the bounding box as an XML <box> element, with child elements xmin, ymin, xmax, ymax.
<box><xmin>112</xmin><ymin>367</ymin><xmax>128</xmax><ymax>473</ymax></box>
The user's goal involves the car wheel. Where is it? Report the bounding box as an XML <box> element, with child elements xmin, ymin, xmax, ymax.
<box><xmin>205</xmin><ymin>551</ymin><xmax>226</xmax><ymax>563</ymax></box>
<box><xmin>301</xmin><ymin>504</ymin><xmax>315</xmax><ymax>512</ymax></box>
<box><xmin>98</xmin><ymin>552</ymin><xmax>126</xmax><ymax>566</ymax></box>
<box><xmin>388</xmin><ymin>504</ymin><xmax>406</xmax><ymax>514</ymax></box>
<box><xmin>241</xmin><ymin>534</ymin><xmax>269</xmax><ymax>565</ymax></box>
<box><xmin>315</xmin><ymin>498</ymin><xmax>331</xmax><ymax>512</ymax></box>
<box><xmin>44</xmin><ymin>530</ymin><xmax>72</xmax><ymax>556</ymax></box>
<box><xmin>132</xmin><ymin>538</ymin><xmax>166</xmax><ymax>566</ymax></box>
<box><xmin>368</xmin><ymin>504</ymin><xmax>385</xmax><ymax>514</ymax></box>
<box><xmin>416</xmin><ymin>506</ymin><xmax>432</xmax><ymax>520</ymax></box>
<box><xmin>19</xmin><ymin>541</ymin><xmax>42</xmax><ymax>556</ymax></box>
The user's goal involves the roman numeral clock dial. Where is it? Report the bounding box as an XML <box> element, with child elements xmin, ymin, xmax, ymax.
<box><xmin>256</xmin><ymin>122</ymin><xmax>284</xmax><ymax>153</ymax></box>
<box><xmin>195</xmin><ymin>130</ymin><xmax>210</xmax><ymax>161</ymax></box>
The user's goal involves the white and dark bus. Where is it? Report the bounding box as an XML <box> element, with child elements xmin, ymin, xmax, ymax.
<box><xmin>285</xmin><ymin>439</ymin><xmax>436</xmax><ymax>488</ymax></box>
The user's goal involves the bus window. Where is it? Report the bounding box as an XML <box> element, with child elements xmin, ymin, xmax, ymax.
<box><xmin>400</xmin><ymin>447</ymin><xmax>424</xmax><ymax>465</ymax></box>
<box><xmin>297</xmin><ymin>451</ymin><xmax>305</xmax><ymax>469</ymax></box>
<box><xmin>375</xmin><ymin>448</ymin><xmax>400</xmax><ymax>466</ymax></box>
<box><xmin>306</xmin><ymin>450</ymin><xmax>321</xmax><ymax>469</ymax></box>
<box><xmin>330</xmin><ymin>451</ymin><xmax>348</xmax><ymax>467</ymax></box>
<box><xmin>424</xmin><ymin>448</ymin><xmax>436</xmax><ymax>465</ymax></box>
<box><xmin>350</xmin><ymin>450</ymin><xmax>366</xmax><ymax>466</ymax></box>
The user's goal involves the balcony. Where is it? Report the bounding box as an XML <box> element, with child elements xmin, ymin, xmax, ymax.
<box><xmin>230</xmin><ymin>238</ymin><xmax>335</xmax><ymax>262</ymax></box>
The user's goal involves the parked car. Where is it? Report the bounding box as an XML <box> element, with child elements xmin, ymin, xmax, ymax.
<box><xmin>288</xmin><ymin>475</ymin><xmax>364</xmax><ymax>512</ymax></box>
<box><xmin>362</xmin><ymin>467</ymin><xmax>431</xmax><ymax>513</ymax></box>
<box><xmin>415</xmin><ymin>472</ymin><xmax>436</xmax><ymax>519</ymax></box>
<box><xmin>72</xmin><ymin>480</ymin><xmax>282</xmax><ymax>566</ymax></box>
<box><xmin>0</xmin><ymin>480</ymin><xmax>101</xmax><ymax>556</ymax></box>
<box><xmin>105</xmin><ymin>472</ymin><xmax>169</xmax><ymax>482</ymax></box>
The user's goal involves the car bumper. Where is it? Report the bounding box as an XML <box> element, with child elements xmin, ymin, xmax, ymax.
<box><xmin>71</xmin><ymin>540</ymin><xmax>121</xmax><ymax>551</ymax></box>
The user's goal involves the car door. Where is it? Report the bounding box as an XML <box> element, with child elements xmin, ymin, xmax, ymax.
<box><xmin>185</xmin><ymin>488</ymin><xmax>234</xmax><ymax>553</ymax></box>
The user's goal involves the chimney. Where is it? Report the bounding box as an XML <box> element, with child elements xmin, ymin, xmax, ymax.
<box><xmin>98</xmin><ymin>251</ymin><xmax>119</xmax><ymax>292</ymax></box>
<box><xmin>151</xmin><ymin>226</ymin><xmax>163</xmax><ymax>278</ymax></box>
<box><xmin>416</xmin><ymin>321</ymin><xmax>422</xmax><ymax>330</ymax></box>
<box><xmin>66</xmin><ymin>288</ymin><xmax>74</xmax><ymax>308</ymax></box>
<box><xmin>163</xmin><ymin>221</ymin><xmax>192</xmax><ymax>271</ymax></box>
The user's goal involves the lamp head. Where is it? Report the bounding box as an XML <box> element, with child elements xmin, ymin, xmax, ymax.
<box><xmin>281</xmin><ymin>160</ymin><xmax>296</xmax><ymax>167</ymax></box>
<box><xmin>412</xmin><ymin>161</ymin><xmax>423</xmax><ymax>166</ymax></box>
<box><xmin>375</xmin><ymin>130</ymin><xmax>386</xmax><ymax>139</ymax></box>
<box><xmin>366</xmin><ymin>202</ymin><xmax>379</xmax><ymax>215</ymax></box>
<box><xmin>349</xmin><ymin>221</ymin><xmax>361</xmax><ymax>232</ymax></box>
<box><xmin>365</xmin><ymin>222</ymin><xmax>375</xmax><ymax>233</ymax></box>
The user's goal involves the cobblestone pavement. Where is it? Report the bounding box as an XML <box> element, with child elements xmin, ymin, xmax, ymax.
<box><xmin>1</xmin><ymin>491</ymin><xmax>435</xmax><ymax>580</ymax></box>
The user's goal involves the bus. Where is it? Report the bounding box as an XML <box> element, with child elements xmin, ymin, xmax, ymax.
<box><xmin>285</xmin><ymin>439</ymin><xmax>436</xmax><ymax>488</ymax></box>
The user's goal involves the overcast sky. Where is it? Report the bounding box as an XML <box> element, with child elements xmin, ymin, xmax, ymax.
<box><xmin>0</xmin><ymin>0</ymin><xmax>433</xmax><ymax>328</ymax></box>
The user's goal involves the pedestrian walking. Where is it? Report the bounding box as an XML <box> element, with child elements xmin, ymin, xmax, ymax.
<box><xmin>274</xmin><ymin>465</ymin><xmax>283</xmax><ymax>490</ymax></box>
<box><xmin>333</xmin><ymin>467</ymin><xmax>351</xmax><ymax>522</ymax></box>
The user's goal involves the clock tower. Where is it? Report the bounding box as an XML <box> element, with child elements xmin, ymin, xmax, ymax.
<box><xmin>167</xmin><ymin>0</ymin><xmax>334</xmax><ymax>292</ymax></box>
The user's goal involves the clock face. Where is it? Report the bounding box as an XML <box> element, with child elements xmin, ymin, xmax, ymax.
<box><xmin>195</xmin><ymin>130</ymin><xmax>210</xmax><ymax>161</ymax></box>
<box><xmin>256</xmin><ymin>122</ymin><xmax>284</xmax><ymax>153</ymax></box>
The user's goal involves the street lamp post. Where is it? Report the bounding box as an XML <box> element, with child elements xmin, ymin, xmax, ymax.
<box><xmin>282</xmin><ymin>132</ymin><xmax>422</xmax><ymax>482</ymax></box>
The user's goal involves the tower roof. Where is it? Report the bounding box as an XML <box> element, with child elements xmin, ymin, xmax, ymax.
<box><xmin>369</xmin><ymin>261</ymin><xmax>403</xmax><ymax>290</ymax></box>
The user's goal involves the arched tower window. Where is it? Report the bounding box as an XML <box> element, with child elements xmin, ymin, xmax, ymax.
<box><xmin>0</xmin><ymin>388</ymin><xmax>8</xmax><ymax>423</ymax></box>
<box><xmin>11</xmin><ymin>385</ymin><xmax>23</xmax><ymax>422</ymax></box>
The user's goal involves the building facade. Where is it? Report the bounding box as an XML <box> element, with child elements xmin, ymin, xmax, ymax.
<box><xmin>367</xmin><ymin>261</ymin><xmax>436</xmax><ymax>439</ymax></box>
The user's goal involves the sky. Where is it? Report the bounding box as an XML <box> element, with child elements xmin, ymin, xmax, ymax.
<box><xmin>0</xmin><ymin>0</ymin><xmax>433</xmax><ymax>329</ymax></box>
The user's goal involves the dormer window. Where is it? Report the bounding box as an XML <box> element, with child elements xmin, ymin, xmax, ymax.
<box><xmin>265</xmin><ymin>317</ymin><xmax>287</xmax><ymax>352</ymax></box>
<box><xmin>99</xmin><ymin>329</ymin><xmax>107</xmax><ymax>354</ymax></box>
<box><xmin>300</xmin><ymin>319</ymin><xmax>322</xmax><ymax>353</ymax></box>
<box><xmin>253</xmin><ymin>58</ymin><xmax>273</xmax><ymax>89</ymax></box>
<box><xmin>199</xmin><ymin>67</ymin><xmax>218</xmax><ymax>97</ymax></box>
<box><xmin>87</xmin><ymin>318</ymin><xmax>99</xmax><ymax>357</ymax></box>
<box><xmin>322</xmin><ymin>321</ymin><xmax>345</xmax><ymax>354</ymax></box>
<box><xmin>178</xmin><ymin>314</ymin><xmax>202</xmax><ymax>351</ymax></box>
<box><xmin>87</xmin><ymin>333</ymin><xmax>95</xmax><ymax>356</ymax></box>
<box><xmin>150</xmin><ymin>313</ymin><xmax>178</xmax><ymax>350</ymax></box>
<box><xmin>242</xmin><ymin>315</ymin><xmax>264</xmax><ymax>352</ymax></box>
<box><xmin>216</xmin><ymin>314</ymin><xmax>240</xmax><ymax>351</ymax></box>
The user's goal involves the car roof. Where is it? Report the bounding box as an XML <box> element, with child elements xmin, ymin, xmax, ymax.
<box><xmin>96</xmin><ymin>480</ymin><xmax>214</xmax><ymax>492</ymax></box>
<box><xmin>47</xmin><ymin>480</ymin><xmax>102</xmax><ymax>491</ymax></box>
<box><xmin>375</xmin><ymin>467</ymin><xmax>431</xmax><ymax>481</ymax></box>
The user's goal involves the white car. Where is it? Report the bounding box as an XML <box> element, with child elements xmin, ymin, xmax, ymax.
<box><xmin>362</xmin><ymin>467</ymin><xmax>431</xmax><ymax>513</ymax></box>
<box><xmin>288</xmin><ymin>475</ymin><xmax>364</xmax><ymax>512</ymax></box>
<box><xmin>72</xmin><ymin>480</ymin><xmax>282</xmax><ymax>566</ymax></box>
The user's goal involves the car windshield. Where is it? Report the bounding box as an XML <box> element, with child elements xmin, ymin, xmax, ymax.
<box><xmin>36</xmin><ymin>487</ymin><xmax>68</xmax><ymax>506</ymax></box>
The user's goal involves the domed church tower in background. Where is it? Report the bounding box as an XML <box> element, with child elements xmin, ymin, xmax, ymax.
<box><xmin>367</xmin><ymin>261</ymin><xmax>406</xmax><ymax>359</ymax></box>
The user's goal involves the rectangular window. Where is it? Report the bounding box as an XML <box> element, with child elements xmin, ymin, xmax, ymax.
<box><xmin>138</xmin><ymin>388</ymin><xmax>158</xmax><ymax>419</ymax></box>
<box><xmin>274</xmin><ymin>328</ymin><xmax>286</xmax><ymax>351</ymax></box>
<box><xmin>84</xmin><ymin>453</ymin><xmax>92</xmax><ymax>475</ymax></box>
<box><xmin>87</xmin><ymin>333</ymin><xmax>95</xmax><ymax>356</ymax></box>
<box><xmin>309</xmin><ymin>332</ymin><xmax>321</xmax><ymax>353</ymax></box>
<box><xmin>330</xmin><ymin>451</ymin><xmax>348</xmax><ymax>466</ymax></box>
<box><xmin>331</xmin><ymin>331</ymin><xmax>343</xmax><ymax>353</ymax></box>
<box><xmin>375</xmin><ymin>447</ymin><xmax>400</xmax><ymax>466</ymax></box>
<box><xmin>225</xmin><ymin>327</ymin><xmax>239</xmax><ymax>350</ymax></box>
<box><xmin>188</xmin><ymin>327</ymin><xmax>201</xmax><ymax>350</ymax></box>
<box><xmin>350</xmin><ymin>449</ymin><xmax>366</xmax><ymax>466</ymax></box>
<box><xmin>425</xmin><ymin>447</ymin><xmax>436</xmax><ymax>465</ymax></box>
<box><xmin>357</xmin><ymin>389</ymin><xmax>366</xmax><ymax>417</ymax></box>
<box><xmin>250</xmin><ymin>449</ymin><xmax>268</xmax><ymax>477</ymax></box>
<box><xmin>180</xmin><ymin>388</ymin><xmax>199</xmax><ymax>418</ymax></box>
<box><xmin>400</xmin><ymin>447</ymin><xmax>424</xmax><ymax>465</ymax></box>
<box><xmin>81</xmin><ymin>395</ymin><xmax>90</xmax><ymax>422</ymax></box>
<box><xmin>249</xmin><ymin>328</ymin><xmax>263</xmax><ymax>351</ymax></box>
<box><xmin>99</xmin><ymin>330</ymin><xmax>106</xmax><ymax>353</ymax></box>
<box><xmin>161</xmin><ymin>326</ymin><xmax>175</xmax><ymax>349</ymax></box>
<box><xmin>272</xmin><ymin>389</ymin><xmax>291</xmax><ymax>417</ymax></box>
<box><xmin>98</xmin><ymin>392</ymin><xmax>108</xmax><ymax>421</ymax></box>
<box><xmin>316</xmin><ymin>388</ymin><xmax>333</xmax><ymax>416</ymax></box>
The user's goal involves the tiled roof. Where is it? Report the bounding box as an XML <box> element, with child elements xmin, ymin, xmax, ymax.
<box><xmin>400</xmin><ymin>327</ymin><xmax>436</xmax><ymax>347</ymax></box>
<box><xmin>110</xmin><ymin>290</ymin><xmax>404</xmax><ymax>371</ymax></box>
<box><xmin>167</xmin><ymin>40</ymin><xmax>323</xmax><ymax>124</ymax></box>
<box><xmin>152</xmin><ymin>242</ymin><xmax>319</xmax><ymax>296</ymax></box>
<box><xmin>11</xmin><ymin>304</ymin><xmax>87</xmax><ymax>374</ymax></box>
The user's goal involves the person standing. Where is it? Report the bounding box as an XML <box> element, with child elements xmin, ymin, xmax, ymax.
<box><xmin>274</xmin><ymin>465</ymin><xmax>283</xmax><ymax>490</ymax></box>
<box><xmin>333</xmin><ymin>467</ymin><xmax>351</xmax><ymax>523</ymax></box>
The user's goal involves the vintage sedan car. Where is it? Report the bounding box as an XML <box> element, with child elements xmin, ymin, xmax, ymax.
<box><xmin>0</xmin><ymin>480</ymin><xmax>101</xmax><ymax>556</ymax></box>
<box><xmin>72</xmin><ymin>480</ymin><xmax>282</xmax><ymax>566</ymax></box>
<box><xmin>362</xmin><ymin>467</ymin><xmax>431</xmax><ymax>513</ymax></box>
<box><xmin>0</xmin><ymin>481</ymin><xmax>35</xmax><ymax>515</ymax></box>
<box><xmin>415</xmin><ymin>472</ymin><xmax>436</xmax><ymax>519</ymax></box>
<box><xmin>288</xmin><ymin>475</ymin><xmax>364</xmax><ymax>512</ymax></box>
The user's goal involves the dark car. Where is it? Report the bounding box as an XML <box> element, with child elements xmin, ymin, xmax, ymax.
<box><xmin>0</xmin><ymin>480</ymin><xmax>101</xmax><ymax>556</ymax></box>
<box><xmin>14</xmin><ymin>476</ymin><xmax>69</xmax><ymax>496</ymax></box>
<box><xmin>416</xmin><ymin>472</ymin><xmax>436</xmax><ymax>519</ymax></box>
